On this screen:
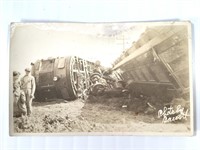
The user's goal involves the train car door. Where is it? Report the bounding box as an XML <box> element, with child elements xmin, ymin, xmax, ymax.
<box><xmin>37</xmin><ymin>58</ymin><xmax>57</xmax><ymax>100</ymax></box>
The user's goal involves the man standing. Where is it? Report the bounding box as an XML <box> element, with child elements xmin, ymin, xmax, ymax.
<box><xmin>13</xmin><ymin>71</ymin><xmax>27</xmax><ymax>117</ymax></box>
<box><xmin>21</xmin><ymin>68</ymin><xmax>36</xmax><ymax>116</ymax></box>
<box><xmin>93</xmin><ymin>60</ymin><xmax>103</xmax><ymax>74</ymax></box>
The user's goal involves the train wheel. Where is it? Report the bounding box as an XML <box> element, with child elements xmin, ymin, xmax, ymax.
<box><xmin>65</xmin><ymin>56</ymin><xmax>79</xmax><ymax>100</ymax></box>
<box><xmin>91</xmin><ymin>83</ymin><xmax>105</xmax><ymax>96</ymax></box>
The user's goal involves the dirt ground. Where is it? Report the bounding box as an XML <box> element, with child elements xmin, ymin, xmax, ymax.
<box><xmin>13</xmin><ymin>96</ymin><xmax>191</xmax><ymax>134</ymax></box>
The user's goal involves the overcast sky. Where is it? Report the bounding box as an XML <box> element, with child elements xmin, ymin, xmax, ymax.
<box><xmin>10</xmin><ymin>23</ymin><xmax>146</xmax><ymax>74</ymax></box>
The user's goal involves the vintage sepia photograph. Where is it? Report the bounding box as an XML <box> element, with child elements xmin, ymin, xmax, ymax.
<box><xmin>10</xmin><ymin>22</ymin><xmax>193</xmax><ymax>135</ymax></box>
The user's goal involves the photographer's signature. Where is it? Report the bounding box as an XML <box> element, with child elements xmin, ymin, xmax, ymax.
<box><xmin>158</xmin><ymin>105</ymin><xmax>190</xmax><ymax>123</ymax></box>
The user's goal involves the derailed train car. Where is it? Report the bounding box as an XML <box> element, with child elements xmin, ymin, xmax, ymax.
<box><xmin>31</xmin><ymin>24</ymin><xmax>191</xmax><ymax>103</ymax></box>
<box><xmin>112</xmin><ymin>24</ymin><xmax>191</xmax><ymax>102</ymax></box>
<box><xmin>31</xmin><ymin>56</ymin><xmax>95</xmax><ymax>101</ymax></box>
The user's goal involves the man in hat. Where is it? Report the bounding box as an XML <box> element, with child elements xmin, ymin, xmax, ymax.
<box><xmin>93</xmin><ymin>60</ymin><xmax>103</xmax><ymax>74</ymax></box>
<box><xmin>21</xmin><ymin>68</ymin><xmax>36</xmax><ymax>116</ymax></box>
<box><xmin>13</xmin><ymin>71</ymin><xmax>27</xmax><ymax>117</ymax></box>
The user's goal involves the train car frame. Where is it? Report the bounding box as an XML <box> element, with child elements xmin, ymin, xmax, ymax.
<box><xmin>31</xmin><ymin>56</ymin><xmax>95</xmax><ymax>101</ymax></box>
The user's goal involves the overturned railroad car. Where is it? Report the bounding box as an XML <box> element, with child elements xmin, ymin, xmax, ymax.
<box><xmin>31</xmin><ymin>56</ymin><xmax>95</xmax><ymax>101</ymax></box>
<box><xmin>112</xmin><ymin>24</ymin><xmax>191</xmax><ymax>101</ymax></box>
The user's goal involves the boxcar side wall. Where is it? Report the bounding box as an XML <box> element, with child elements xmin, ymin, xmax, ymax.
<box><xmin>113</xmin><ymin>25</ymin><xmax>190</xmax><ymax>101</ymax></box>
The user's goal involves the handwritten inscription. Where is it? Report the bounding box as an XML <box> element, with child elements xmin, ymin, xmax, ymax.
<box><xmin>158</xmin><ymin>105</ymin><xmax>190</xmax><ymax>123</ymax></box>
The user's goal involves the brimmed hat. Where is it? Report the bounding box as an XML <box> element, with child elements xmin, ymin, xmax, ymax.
<box><xmin>25</xmin><ymin>68</ymin><xmax>31</xmax><ymax>72</ymax></box>
<box><xmin>13</xmin><ymin>71</ymin><xmax>20</xmax><ymax>76</ymax></box>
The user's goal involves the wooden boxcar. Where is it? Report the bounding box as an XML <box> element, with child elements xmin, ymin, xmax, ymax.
<box><xmin>112</xmin><ymin>24</ymin><xmax>191</xmax><ymax>101</ymax></box>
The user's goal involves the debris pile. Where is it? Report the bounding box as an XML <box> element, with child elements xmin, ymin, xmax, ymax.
<box><xmin>14</xmin><ymin>114</ymin><xmax>99</xmax><ymax>133</ymax></box>
<box><xmin>87</xmin><ymin>92</ymin><xmax>189</xmax><ymax>120</ymax></box>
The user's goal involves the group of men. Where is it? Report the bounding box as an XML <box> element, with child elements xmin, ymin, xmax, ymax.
<box><xmin>13</xmin><ymin>68</ymin><xmax>36</xmax><ymax>117</ymax></box>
